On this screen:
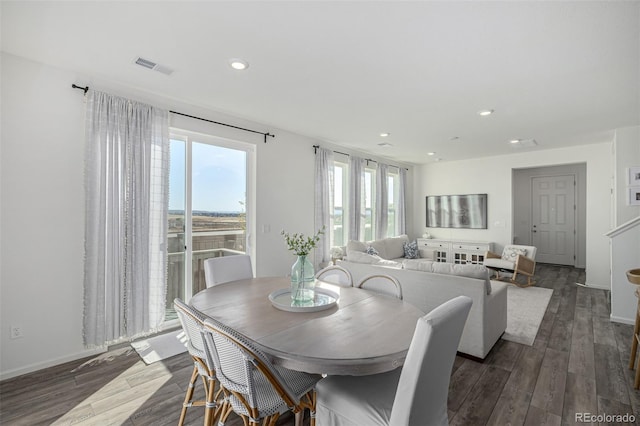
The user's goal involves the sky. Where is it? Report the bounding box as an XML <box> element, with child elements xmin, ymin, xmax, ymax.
<box><xmin>169</xmin><ymin>139</ymin><xmax>246</xmax><ymax>212</ymax></box>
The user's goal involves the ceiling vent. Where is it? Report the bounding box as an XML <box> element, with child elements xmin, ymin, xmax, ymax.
<box><xmin>134</xmin><ymin>57</ymin><xmax>174</xmax><ymax>76</ymax></box>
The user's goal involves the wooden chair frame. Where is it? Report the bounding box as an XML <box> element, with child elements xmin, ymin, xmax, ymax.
<box><xmin>485</xmin><ymin>250</ymin><xmax>536</xmax><ymax>287</ymax></box>
<box><xmin>202</xmin><ymin>321</ymin><xmax>317</xmax><ymax>426</ymax></box>
<box><xmin>357</xmin><ymin>274</ymin><xmax>403</xmax><ymax>299</ymax></box>
<box><xmin>174</xmin><ymin>300</ymin><xmax>225</xmax><ymax>426</ymax></box>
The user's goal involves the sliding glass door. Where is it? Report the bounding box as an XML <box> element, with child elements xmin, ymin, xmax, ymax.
<box><xmin>166</xmin><ymin>130</ymin><xmax>254</xmax><ymax>318</ymax></box>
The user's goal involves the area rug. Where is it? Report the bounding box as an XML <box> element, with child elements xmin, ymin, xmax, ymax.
<box><xmin>501</xmin><ymin>284</ymin><xmax>554</xmax><ymax>346</ymax></box>
<box><xmin>131</xmin><ymin>329</ymin><xmax>188</xmax><ymax>364</ymax></box>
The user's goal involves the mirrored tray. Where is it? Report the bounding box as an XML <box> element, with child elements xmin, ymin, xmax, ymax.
<box><xmin>268</xmin><ymin>287</ymin><xmax>339</xmax><ymax>313</ymax></box>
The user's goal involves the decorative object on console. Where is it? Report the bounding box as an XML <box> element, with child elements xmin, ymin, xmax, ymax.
<box><xmin>426</xmin><ymin>193</ymin><xmax>488</xmax><ymax>229</ymax></box>
<box><xmin>484</xmin><ymin>244</ymin><xmax>537</xmax><ymax>287</ymax></box>
<box><xmin>281</xmin><ymin>227</ymin><xmax>324</xmax><ymax>303</ymax></box>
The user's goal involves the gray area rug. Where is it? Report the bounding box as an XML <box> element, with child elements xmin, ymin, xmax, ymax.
<box><xmin>131</xmin><ymin>329</ymin><xmax>188</xmax><ymax>364</ymax></box>
<box><xmin>501</xmin><ymin>284</ymin><xmax>553</xmax><ymax>346</ymax></box>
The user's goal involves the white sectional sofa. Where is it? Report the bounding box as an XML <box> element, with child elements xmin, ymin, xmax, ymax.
<box><xmin>338</xmin><ymin>235</ymin><xmax>508</xmax><ymax>359</ymax></box>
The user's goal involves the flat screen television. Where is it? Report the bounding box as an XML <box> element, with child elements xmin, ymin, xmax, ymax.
<box><xmin>426</xmin><ymin>194</ymin><xmax>488</xmax><ymax>229</ymax></box>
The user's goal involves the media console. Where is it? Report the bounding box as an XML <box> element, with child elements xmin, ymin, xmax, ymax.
<box><xmin>417</xmin><ymin>238</ymin><xmax>493</xmax><ymax>265</ymax></box>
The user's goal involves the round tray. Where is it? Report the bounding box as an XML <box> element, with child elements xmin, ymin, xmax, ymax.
<box><xmin>269</xmin><ymin>287</ymin><xmax>339</xmax><ymax>312</ymax></box>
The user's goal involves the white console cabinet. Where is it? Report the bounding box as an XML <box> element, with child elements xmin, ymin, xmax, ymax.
<box><xmin>417</xmin><ymin>238</ymin><xmax>493</xmax><ymax>265</ymax></box>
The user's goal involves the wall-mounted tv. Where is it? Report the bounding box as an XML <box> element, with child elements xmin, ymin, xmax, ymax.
<box><xmin>426</xmin><ymin>194</ymin><xmax>488</xmax><ymax>229</ymax></box>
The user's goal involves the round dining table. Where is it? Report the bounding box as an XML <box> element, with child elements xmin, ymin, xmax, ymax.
<box><xmin>189</xmin><ymin>276</ymin><xmax>425</xmax><ymax>376</ymax></box>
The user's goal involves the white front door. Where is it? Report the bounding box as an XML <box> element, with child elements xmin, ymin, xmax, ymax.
<box><xmin>531</xmin><ymin>175</ymin><xmax>576</xmax><ymax>265</ymax></box>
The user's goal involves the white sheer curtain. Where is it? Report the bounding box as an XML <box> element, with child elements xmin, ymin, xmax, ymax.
<box><xmin>314</xmin><ymin>147</ymin><xmax>334</xmax><ymax>268</ymax></box>
<box><xmin>348</xmin><ymin>156</ymin><xmax>365</xmax><ymax>241</ymax></box>
<box><xmin>397</xmin><ymin>167</ymin><xmax>407</xmax><ymax>235</ymax></box>
<box><xmin>375</xmin><ymin>163</ymin><xmax>389</xmax><ymax>239</ymax></box>
<box><xmin>83</xmin><ymin>91</ymin><xmax>170</xmax><ymax>347</ymax></box>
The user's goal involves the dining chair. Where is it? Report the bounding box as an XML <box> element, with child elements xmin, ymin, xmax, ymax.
<box><xmin>204</xmin><ymin>254</ymin><xmax>253</xmax><ymax>287</ymax></box>
<box><xmin>173</xmin><ymin>298</ymin><xmax>222</xmax><ymax>426</ymax></box>
<box><xmin>316</xmin><ymin>295</ymin><xmax>473</xmax><ymax>426</ymax></box>
<box><xmin>357</xmin><ymin>274</ymin><xmax>403</xmax><ymax>299</ymax></box>
<box><xmin>315</xmin><ymin>265</ymin><xmax>353</xmax><ymax>287</ymax></box>
<box><xmin>201</xmin><ymin>317</ymin><xmax>322</xmax><ymax>426</ymax></box>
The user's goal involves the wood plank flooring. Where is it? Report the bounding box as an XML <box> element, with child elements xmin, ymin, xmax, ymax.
<box><xmin>1</xmin><ymin>264</ymin><xmax>639</xmax><ymax>425</ymax></box>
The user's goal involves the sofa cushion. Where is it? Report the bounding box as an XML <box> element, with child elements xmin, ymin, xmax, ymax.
<box><xmin>347</xmin><ymin>251</ymin><xmax>381</xmax><ymax>264</ymax></box>
<box><xmin>346</xmin><ymin>251</ymin><xmax>402</xmax><ymax>268</ymax></box>
<box><xmin>366</xmin><ymin>245</ymin><xmax>379</xmax><ymax>256</ymax></box>
<box><xmin>381</xmin><ymin>235</ymin><xmax>409</xmax><ymax>260</ymax></box>
<box><xmin>347</xmin><ymin>240</ymin><xmax>367</xmax><ymax>254</ymax></box>
<box><xmin>403</xmin><ymin>240</ymin><xmax>420</xmax><ymax>259</ymax></box>
<box><xmin>403</xmin><ymin>260</ymin><xmax>491</xmax><ymax>295</ymax></box>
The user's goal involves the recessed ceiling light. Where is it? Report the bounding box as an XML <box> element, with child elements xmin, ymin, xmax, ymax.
<box><xmin>380</xmin><ymin>132</ymin><xmax>390</xmax><ymax>137</ymax></box>
<box><xmin>378</xmin><ymin>142</ymin><xmax>393</xmax><ymax>148</ymax></box>
<box><xmin>427</xmin><ymin>152</ymin><xmax>436</xmax><ymax>156</ymax></box>
<box><xmin>509</xmin><ymin>139</ymin><xmax>521</xmax><ymax>144</ymax></box>
<box><xmin>449</xmin><ymin>136</ymin><xmax>460</xmax><ymax>141</ymax></box>
<box><xmin>229</xmin><ymin>58</ymin><xmax>249</xmax><ymax>70</ymax></box>
<box><xmin>477</xmin><ymin>109</ymin><xmax>494</xmax><ymax>116</ymax></box>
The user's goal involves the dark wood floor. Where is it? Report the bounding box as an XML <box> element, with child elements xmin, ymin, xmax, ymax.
<box><xmin>1</xmin><ymin>264</ymin><xmax>638</xmax><ymax>425</ymax></box>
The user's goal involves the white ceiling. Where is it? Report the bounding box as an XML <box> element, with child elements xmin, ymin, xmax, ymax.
<box><xmin>2</xmin><ymin>1</ymin><xmax>639</xmax><ymax>164</ymax></box>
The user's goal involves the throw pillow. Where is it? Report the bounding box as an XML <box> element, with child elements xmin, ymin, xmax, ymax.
<box><xmin>403</xmin><ymin>240</ymin><xmax>420</xmax><ymax>259</ymax></box>
<box><xmin>365</xmin><ymin>245</ymin><xmax>379</xmax><ymax>256</ymax></box>
<box><xmin>502</xmin><ymin>247</ymin><xmax>527</xmax><ymax>262</ymax></box>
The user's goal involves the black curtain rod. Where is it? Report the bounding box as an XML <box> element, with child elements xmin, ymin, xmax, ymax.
<box><xmin>313</xmin><ymin>145</ymin><xmax>408</xmax><ymax>170</ymax></box>
<box><xmin>169</xmin><ymin>111</ymin><xmax>275</xmax><ymax>144</ymax></box>
<box><xmin>72</xmin><ymin>83</ymin><xmax>275</xmax><ymax>143</ymax></box>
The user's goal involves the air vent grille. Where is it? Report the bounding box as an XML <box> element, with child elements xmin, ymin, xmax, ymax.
<box><xmin>135</xmin><ymin>57</ymin><xmax>157</xmax><ymax>69</ymax></box>
<box><xmin>134</xmin><ymin>57</ymin><xmax>174</xmax><ymax>76</ymax></box>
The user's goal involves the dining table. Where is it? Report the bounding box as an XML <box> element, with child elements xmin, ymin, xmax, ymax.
<box><xmin>189</xmin><ymin>276</ymin><xmax>425</xmax><ymax>376</ymax></box>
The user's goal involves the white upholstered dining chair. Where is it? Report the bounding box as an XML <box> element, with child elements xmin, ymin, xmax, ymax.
<box><xmin>201</xmin><ymin>317</ymin><xmax>322</xmax><ymax>426</ymax></box>
<box><xmin>357</xmin><ymin>274</ymin><xmax>403</xmax><ymax>299</ymax></box>
<box><xmin>315</xmin><ymin>265</ymin><xmax>353</xmax><ymax>287</ymax></box>
<box><xmin>203</xmin><ymin>254</ymin><xmax>253</xmax><ymax>287</ymax></box>
<box><xmin>316</xmin><ymin>295</ymin><xmax>473</xmax><ymax>426</ymax></box>
<box><xmin>173</xmin><ymin>298</ymin><xmax>220</xmax><ymax>426</ymax></box>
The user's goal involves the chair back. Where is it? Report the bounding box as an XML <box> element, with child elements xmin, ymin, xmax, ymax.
<box><xmin>315</xmin><ymin>265</ymin><xmax>353</xmax><ymax>287</ymax></box>
<box><xmin>389</xmin><ymin>296</ymin><xmax>472</xmax><ymax>426</ymax></box>
<box><xmin>201</xmin><ymin>317</ymin><xmax>300</xmax><ymax>413</ymax></box>
<box><xmin>204</xmin><ymin>254</ymin><xmax>253</xmax><ymax>287</ymax></box>
<box><xmin>174</xmin><ymin>298</ymin><xmax>208</xmax><ymax>362</ymax></box>
<box><xmin>502</xmin><ymin>245</ymin><xmax>537</xmax><ymax>261</ymax></box>
<box><xmin>357</xmin><ymin>274</ymin><xmax>403</xmax><ymax>299</ymax></box>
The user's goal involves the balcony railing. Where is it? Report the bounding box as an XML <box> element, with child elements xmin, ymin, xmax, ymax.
<box><xmin>166</xmin><ymin>231</ymin><xmax>245</xmax><ymax>316</ymax></box>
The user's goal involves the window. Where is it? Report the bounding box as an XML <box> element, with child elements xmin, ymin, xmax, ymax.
<box><xmin>333</xmin><ymin>160</ymin><xmax>348</xmax><ymax>247</ymax></box>
<box><xmin>167</xmin><ymin>130</ymin><xmax>254</xmax><ymax>317</ymax></box>
<box><xmin>363</xmin><ymin>167</ymin><xmax>376</xmax><ymax>241</ymax></box>
<box><xmin>329</xmin><ymin>158</ymin><xmax>403</xmax><ymax>244</ymax></box>
<box><xmin>387</xmin><ymin>171</ymin><xmax>400</xmax><ymax>237</ymax></box>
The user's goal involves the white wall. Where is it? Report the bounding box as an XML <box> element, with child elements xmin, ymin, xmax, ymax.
<box><xmin>614</xmin><ymin>126</ymin><xmax>640</xmax><ymax>225</ymax></box>
<box><xmin>0</xmin><ymin>53</ymin><xmax>412</xmax><ymax>378</ymax></box>
<box><xmin>414</xmin><ymin>143</ymin><xmax>614</xmax><ymax>289</ymax></box>
<box><xmin>609</xmin><ymin>126</ymin><xmax>640</xmax><ymax>324</ymax></box>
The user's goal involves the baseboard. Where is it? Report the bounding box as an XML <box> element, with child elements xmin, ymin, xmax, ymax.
<box><xmin>610</xmin><ymin>315</ymin><xmax>635</xmax><ymax>325</ymax></box>
<box><xmin>0</xmin><ymin>346</ymin><xmax>107</xmax><ymax>381</ymax></box>
<box><xmin>579</xmin><ymin>282</ymin><xmax>610</xmax><ymax>290</ymax></box>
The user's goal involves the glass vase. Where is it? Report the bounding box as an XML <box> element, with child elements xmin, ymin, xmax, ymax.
<box><xmin>290</xmin><ymin>255</ymin><xmax>315</xmax><ymax>304</ymax></box>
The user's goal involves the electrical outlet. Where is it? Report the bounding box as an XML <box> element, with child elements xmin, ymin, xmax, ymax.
<box><xmin>10</xmin><ymin>326</ymin><xmax>23</xmax><ymax>339</ymax></box>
